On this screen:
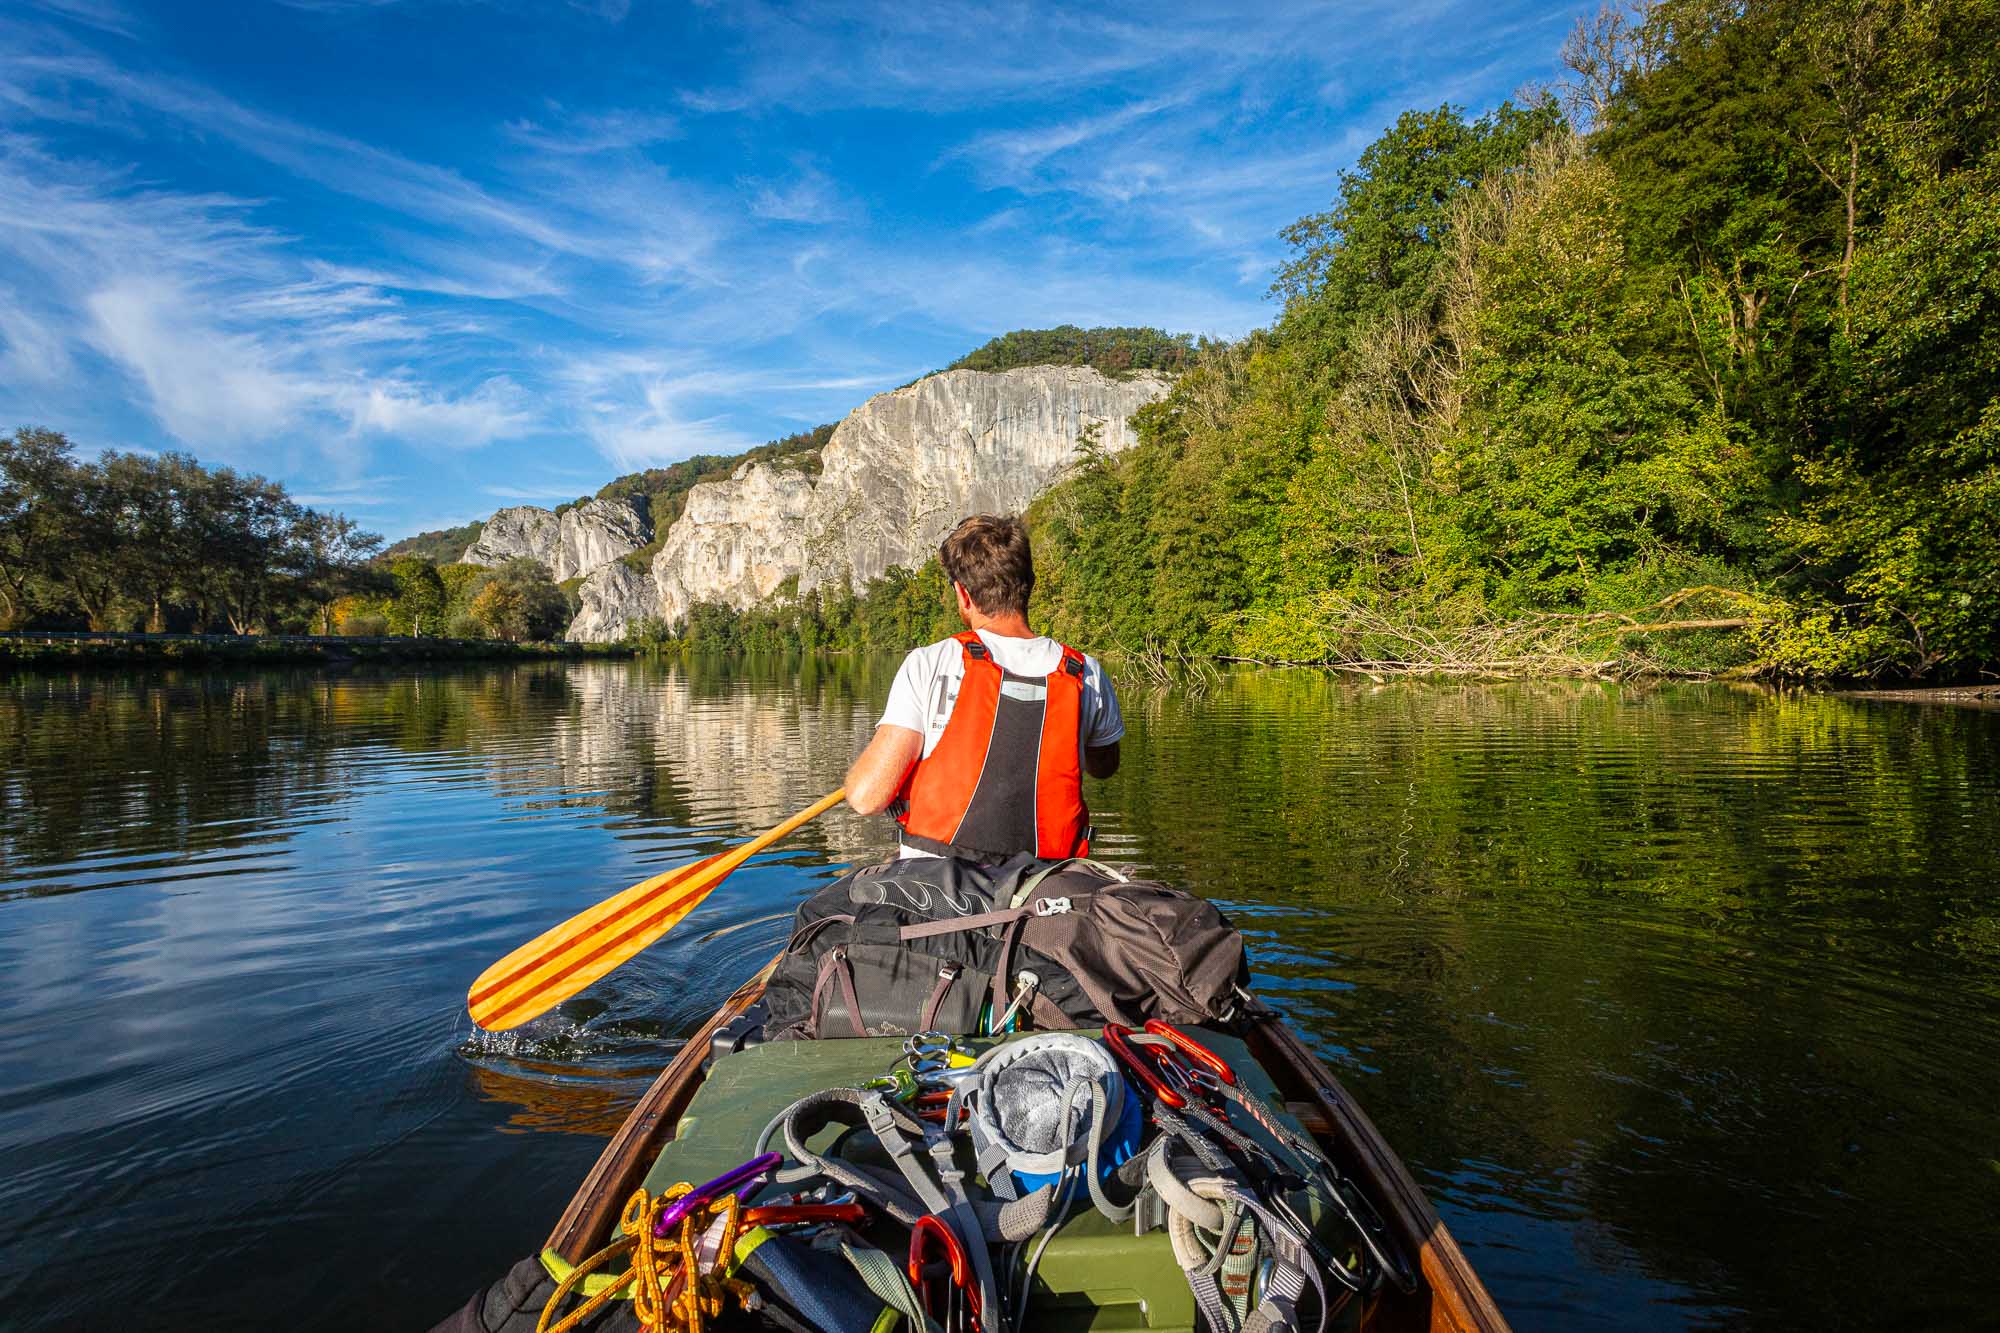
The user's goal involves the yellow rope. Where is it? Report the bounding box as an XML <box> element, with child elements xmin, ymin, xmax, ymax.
<box><xmin>537</xmin><ymin>1183</ymin><xmax>752</xmax><ymax>1333</ymax></box>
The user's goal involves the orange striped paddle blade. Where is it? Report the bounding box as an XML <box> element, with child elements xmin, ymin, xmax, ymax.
<box><xmin>466</xmin><ymin>788</ymin><xmax>845</xmax><ymax>1031</ymax></box>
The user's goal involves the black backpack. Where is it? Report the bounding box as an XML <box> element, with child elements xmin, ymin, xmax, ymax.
<box><xmin>761</xmin><ymin>855</ymin><xmax>1248</xmax><ymax>1041</ymax></box>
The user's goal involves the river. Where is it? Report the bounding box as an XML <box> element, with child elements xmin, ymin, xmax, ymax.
<box><xmin>1</xmin><ymin>659</ymin><xmax>1995</xmax><ymax>1331</ymax></box>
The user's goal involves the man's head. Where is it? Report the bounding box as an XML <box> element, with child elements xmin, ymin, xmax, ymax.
<box><xmin>939</xmin><ymin>514</ymin><xmax>1034</xmax><ymax>624</ymax></box>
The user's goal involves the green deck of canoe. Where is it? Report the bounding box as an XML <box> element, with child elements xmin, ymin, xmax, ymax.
<box><xmin>636</xmin><ymin>1029</ymin><xmax>1354</xmax><ymax>1332</ymax></box>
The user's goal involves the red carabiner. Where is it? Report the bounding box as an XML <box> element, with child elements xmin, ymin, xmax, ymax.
<box><xmin>1102</xmin><ymin>1022</ymin><xmax>1188</xmax><ymax>1110</ymax></box>
<box><xmin>909</xmin><ymin>1215</ymin><xmax>981</xmax><ymax>1331</ymax></box>
<box><xmin>742</xmin><ymin>1201</ymin><xmax>868</xmax><ymax>1228</ymax></box>
<box><xmin>1142</xmin><ymin>1019</ymin><xmax>1238</xmax><ymax>1088</ymax></box>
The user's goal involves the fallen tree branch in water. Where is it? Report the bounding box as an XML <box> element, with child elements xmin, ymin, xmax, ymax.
<box><xmin>1217</xmin><ymin>586</ymin><xmax>1774</xmax><ymax>678</ymax></box>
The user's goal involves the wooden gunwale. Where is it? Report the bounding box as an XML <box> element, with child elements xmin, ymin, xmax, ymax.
<box><xmin>545</xmin><ymin>965</ymin><xmax>1510</xmax><ymax>1333</ymax></box>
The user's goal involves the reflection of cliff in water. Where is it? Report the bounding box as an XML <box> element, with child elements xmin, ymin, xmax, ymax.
<box><xmin>0</xmin><ymin>659</ymin><xmax>903</xmax><ymax>902</ymax></box>
<box><xmin>536</xmin><ymin>656</ymin><xmax>892</xmax><ymax>862</ymax></box>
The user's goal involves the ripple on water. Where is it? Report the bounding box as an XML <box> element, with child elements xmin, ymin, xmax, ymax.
<box><xmin>1</xmin><ymin>666</ymin><xmax>1998</xmax><ymax>1331</ymax></box>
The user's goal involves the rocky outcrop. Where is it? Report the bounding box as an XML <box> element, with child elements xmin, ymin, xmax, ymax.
<box><xmin>462</xmin><ymin>497</ymin><xmax>652</xmax><ymax>583</ymax></box>
<box><xmin>568</xmin><ymin>560</ymin><xmax>660</xmax><ymax>641</ymax></box>
<box><xmin>804</xmin><ymin>365</ymin><xmax>1170</xmax><ymax>589</ymax></box>
<box><xmin>653</xmin><ymin>461</ymin><xmax>817</xmax><ymax>627</ymax></box>
<box><xmin>462</xmin><ymin>505</ymin><xmax>560</xmax><ymax>570</ymax></box>
<box><xmin>559</xmin><ymin>366</ymin><xmax>1167</xmax><ymax>640</ymax></box>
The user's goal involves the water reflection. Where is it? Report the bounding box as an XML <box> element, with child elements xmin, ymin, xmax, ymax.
<box><xmin>0</xmin><ymin>663</ymin><xmax>1995</xmax><ymax>1331</ymax></box>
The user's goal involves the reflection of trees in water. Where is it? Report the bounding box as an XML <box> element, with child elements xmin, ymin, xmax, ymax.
<box><xmin>0</xmin><ymin>671</ymin><xmax>354</xmax><ymax>884</ymax></box>
<box><xmin>0</xmin><ymin>658</ymin><xmax>903</xmax><ymax>896</ymax></box>
<box><xmin>1110</xmin><ymin>675</ymin><xmax>2000</xmax><ymax>915</ymax></box>
<box><xmin>1103</xmin><ymin>674</ymin><xmax>2000</xmax><ymax>1328</ymax></box>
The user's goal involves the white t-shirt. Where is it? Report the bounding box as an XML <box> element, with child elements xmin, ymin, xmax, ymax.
<box><xmin>879</xmin><ymin>630</ymin><xmax>1123</xmax><ymax>858</ymax></box>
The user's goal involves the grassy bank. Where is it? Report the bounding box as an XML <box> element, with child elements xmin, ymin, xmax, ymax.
<box><xmin>0</xmin><ymin>632</ymin><xmax>633</xmax><ymax>668</ymax></box>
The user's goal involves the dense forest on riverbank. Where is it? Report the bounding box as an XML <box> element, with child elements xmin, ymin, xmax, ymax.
<box><xmin>1022</xmin><ymin>0</ymin><xmax>1998</xmax><ymax>678</ymax></box>
<box><xmin>679</xmin><ymin>0</ymin><xmax>1998</xmax><ymax>679</ymax></box>
<box><xmin>0</xmin><ymin>428</ymin><xmax>383</xmax><ymax>635</ymax></box>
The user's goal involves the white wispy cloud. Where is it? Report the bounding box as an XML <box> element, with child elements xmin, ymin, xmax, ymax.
<box><xmin>0</xmin><ymin>0</ymin><xmax>1589</xmax><ymax>537</ymax></box>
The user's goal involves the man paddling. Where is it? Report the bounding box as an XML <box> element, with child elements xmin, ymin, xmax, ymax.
<box><xmin>845</xmin><ymin>514</ymin><xmax>1122</xmax><ymax>860</ymax></box>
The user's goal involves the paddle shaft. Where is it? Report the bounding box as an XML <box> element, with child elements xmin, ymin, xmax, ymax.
<box><xmin>468</xmin><ymin>787</ymin><xmax>846</xmax><ymax>1030</ymax></box>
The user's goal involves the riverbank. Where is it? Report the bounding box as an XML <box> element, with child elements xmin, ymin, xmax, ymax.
<box><xmin>0</xmin><ymin>631</ymin><xmax>634</xmax><ymax>668</ymax></box>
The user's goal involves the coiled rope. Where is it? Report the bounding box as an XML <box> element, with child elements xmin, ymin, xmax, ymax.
<box><xmin>536</xmin><ymin>1183</ymin><xmax>751</xmax><ymax>1333</ymax></box>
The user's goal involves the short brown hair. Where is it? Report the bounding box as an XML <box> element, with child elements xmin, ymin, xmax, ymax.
<box><xmin>939</xmin><ymin>514</ymin><xmax>1034</xmax><ymax>616</ymax></box>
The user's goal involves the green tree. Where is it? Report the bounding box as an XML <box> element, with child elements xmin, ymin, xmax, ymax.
<box><xmin>388</xmin><ymin>558</ymin><xmax>448</xmax><ymax>637</ymax></box>
<box><xmin>465</xmin><ymin>558</ymin><xmax>569</xmax><ymax>641</ymax></box>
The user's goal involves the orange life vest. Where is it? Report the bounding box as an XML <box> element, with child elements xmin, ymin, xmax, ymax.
<box><xmin>895</xmin><ymin>630</ymin><xmax>1092</xmax><ymax>861</ymax></box>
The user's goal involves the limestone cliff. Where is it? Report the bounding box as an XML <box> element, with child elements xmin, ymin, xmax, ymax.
<box><xmin>461</xmin><ymin>496</ymin><xmax>651</xmax><ymax>583</ymax></box>
<box><xmin>569</xmin><ymin>560</ymin><xmax>660</xmax><ymax>641</ymax></box>
<box><xmin>588</xmin><ymin>366</ymin><xmax>1166</xmax><ymax>638</ymax></box>
<box><xmin>805</xmin><ymin>365</ymin><xmax>1169</xmax><ymax>589</ymax></box>
<box><xmin>651</xmin><ymin>461</ymin><xmax>818</xmax><ymax>627</ymax></box>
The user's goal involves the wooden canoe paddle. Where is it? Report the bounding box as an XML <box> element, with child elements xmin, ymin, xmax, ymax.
<box><xmin>467</xmin><ymin>787</ymin><xmax>846</xmax><ymax>1031</ymax></box>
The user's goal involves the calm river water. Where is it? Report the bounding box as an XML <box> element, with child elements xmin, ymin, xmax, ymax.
<box><xmin>2</xmin><ymin>659</ymin><xmax>1996</xmax><ymax>1331</ymax></box>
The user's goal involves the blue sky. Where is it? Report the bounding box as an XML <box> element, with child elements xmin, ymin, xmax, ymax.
<box><xmin>0</xmin><ymin>0</ymin><xmax>1590</xmax><ymax>540</ymax></box>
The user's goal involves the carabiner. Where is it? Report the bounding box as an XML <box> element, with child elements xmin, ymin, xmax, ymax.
<box><xmin>1141</xmin><ymin>1019</ymin><xmax>1238</xmax><ymax>1088</ymax></box>
<box><xmin>908</xmin><ymin>1214</ymin><xmax>981</xmax><ymax>1331</ymax></box>
<box><xmin>1102</xmin><ymin>1022</ymin><xmax>1188</xmax><ymax>1110</ymax></box>
<box><xmin>864</xmin><ymin>1068</ymin><xmax>921</xmax><ymax>1100</ymax></box>
<box><xmin>654</xmin><ymin>1151</ymin><xmax>780</xmax><ymax>1235</ymax></box>
<box><xmin>741</xmin><ymin>1200</ymin><xmax>869</xmax><ymax>1229</ymax></box>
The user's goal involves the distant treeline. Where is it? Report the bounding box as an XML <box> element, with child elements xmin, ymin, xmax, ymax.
<box><xmin>1009</xmin><ymin>0</ymin><xmax>1999</xmax><ymax>679</ymax></box>
<box><xmin>948</xmin><ymin>326</ymin><xmax>1200</xmax><ymax>377</ymax></box>
<box><xmin>626</xmin><ymin>566</ymin><xmax>963</xmax><ymax>657</ymax></box>
<box><xmin>0</xmin><ymin>428</ymin><xmax>381</xmax><ymax>635</ymax></box>
<box><xmin>0</xmin><ymin>427</ymin><xmax>588</xmax><ymax>643</ymax></box>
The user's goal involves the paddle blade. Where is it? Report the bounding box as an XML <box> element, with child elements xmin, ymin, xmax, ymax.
<box><xmin>467</xmin><ymin>853</ymin><xmax>727</xmax><ymax>1031</ymax></box>
<box><xmin>465</xmin><ymin>788</ymin><xmax>846</xmax><ymax>1032</ymax></box>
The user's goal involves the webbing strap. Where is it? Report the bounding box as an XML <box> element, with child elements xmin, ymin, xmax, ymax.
<box><xmin>840</xmin><ymin>1240</ymin><xmax>940</xmax><ymax>1333</ymax></box>
<box><xmin>754</xmin><ymin>1089</ymin><xmax>929</xmax><ymax>1224</ymax></box>
<box><xmin>897</xmin><ymin>907</ymin><xmax>1030</xmax><ymax>939</ymax></box>
<box><xmin>861</xmin><ymin>1094</ymin><xmax>1005</xmax><ymax>1333</ymax></box>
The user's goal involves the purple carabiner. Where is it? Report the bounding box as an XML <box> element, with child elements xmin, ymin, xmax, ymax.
<box><xmin>654</xmin><ymin>1151</ymin><xmax>781</xmax><ymax>1235</ymax></box>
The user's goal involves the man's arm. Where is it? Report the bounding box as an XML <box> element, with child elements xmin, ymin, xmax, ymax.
<box><xmin>1084</xmin><ymin>741</ymin><xmax>1120</xmax><ymax>780</ymax></box>
<box><xmin>846</xmin><ymin>725</ymin><xmax>923</xmax><ymax>815</ymax></box>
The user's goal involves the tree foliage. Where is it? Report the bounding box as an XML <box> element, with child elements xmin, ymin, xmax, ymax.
<box><xmin>1018</xmin><ymin>0</ymin><xmax>2000</xmax><ymax>679</ymax></box>
<box><xmin>947</xmin><ymin>326</ymin><xmax>1200</xmax><ymax>377</ymax></box>
<box><xmin>0</xmin><ymin>429</ymin><xmax>383</xmax><ymax>634</ymax></box>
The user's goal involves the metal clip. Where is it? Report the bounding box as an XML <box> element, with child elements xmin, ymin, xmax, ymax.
<box><xmin>990</xmin><ymin>969</ymin><xmax>1040</xmax><ymax>1033</ymax></box>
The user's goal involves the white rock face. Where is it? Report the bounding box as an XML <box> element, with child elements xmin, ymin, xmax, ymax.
<box><xmin>567</xmin><ymin>560</ymin><xmax>660</xmax><ymax>641</ymax></box>
<box><xmin>652</xmin><ymin>463</ymin><xmax>818</xmax><ymax>626</ymax></box>
<box><xmin>462</xmin><ymin>496</ymin><xmax>652</xmax><ymax>583</ymax></box>
<box><xmin>555</xmin><ymin>366</ymin><xmax>1173</xmax><ymax>642</ymax></box>
<box><xmin>805</xmin><ymin>366</ymin><xmax>1170</xmax><ymax>589</ymax></box>
<box><xmin>462</xmin><ymin>505</ymin><xmax>560</xmax><ymax>569</ymax></box>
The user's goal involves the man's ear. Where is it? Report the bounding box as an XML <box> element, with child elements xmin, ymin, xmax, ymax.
<box><xmin>953</xmin><ymin>581</ymin><xmax>976</xmax><ymax>617</ymax></box>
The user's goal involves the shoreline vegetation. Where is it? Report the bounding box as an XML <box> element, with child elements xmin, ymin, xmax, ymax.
<box><xmin>0</xmin><ymin>631</ymin><xmax>632</xmax><ymax>668</ymax></box>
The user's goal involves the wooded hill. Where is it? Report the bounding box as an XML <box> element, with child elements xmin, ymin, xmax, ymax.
<box><xmin>1018</xmin><ymin>0</ymin><xmax>1998</xmax><ymax>678</ymax></box>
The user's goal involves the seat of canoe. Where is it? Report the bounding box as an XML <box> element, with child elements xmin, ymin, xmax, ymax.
<box><xmin>639</xmin><ymin>1028</ymin><xmax>1360</xmax><ymax>1333</ymax></box>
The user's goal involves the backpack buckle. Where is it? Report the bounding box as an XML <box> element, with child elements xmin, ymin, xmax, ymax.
<box><xmin>1033</xmin><ymin>896</ymin><xmax>1072</xmax><ymax>916</ymax></box>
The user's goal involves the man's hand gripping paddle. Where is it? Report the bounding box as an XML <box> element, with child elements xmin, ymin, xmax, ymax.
<box><xmin>467</xmin><ymin>788</ymin><xmax>846</xmax><ymax>1031</ymax></box>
